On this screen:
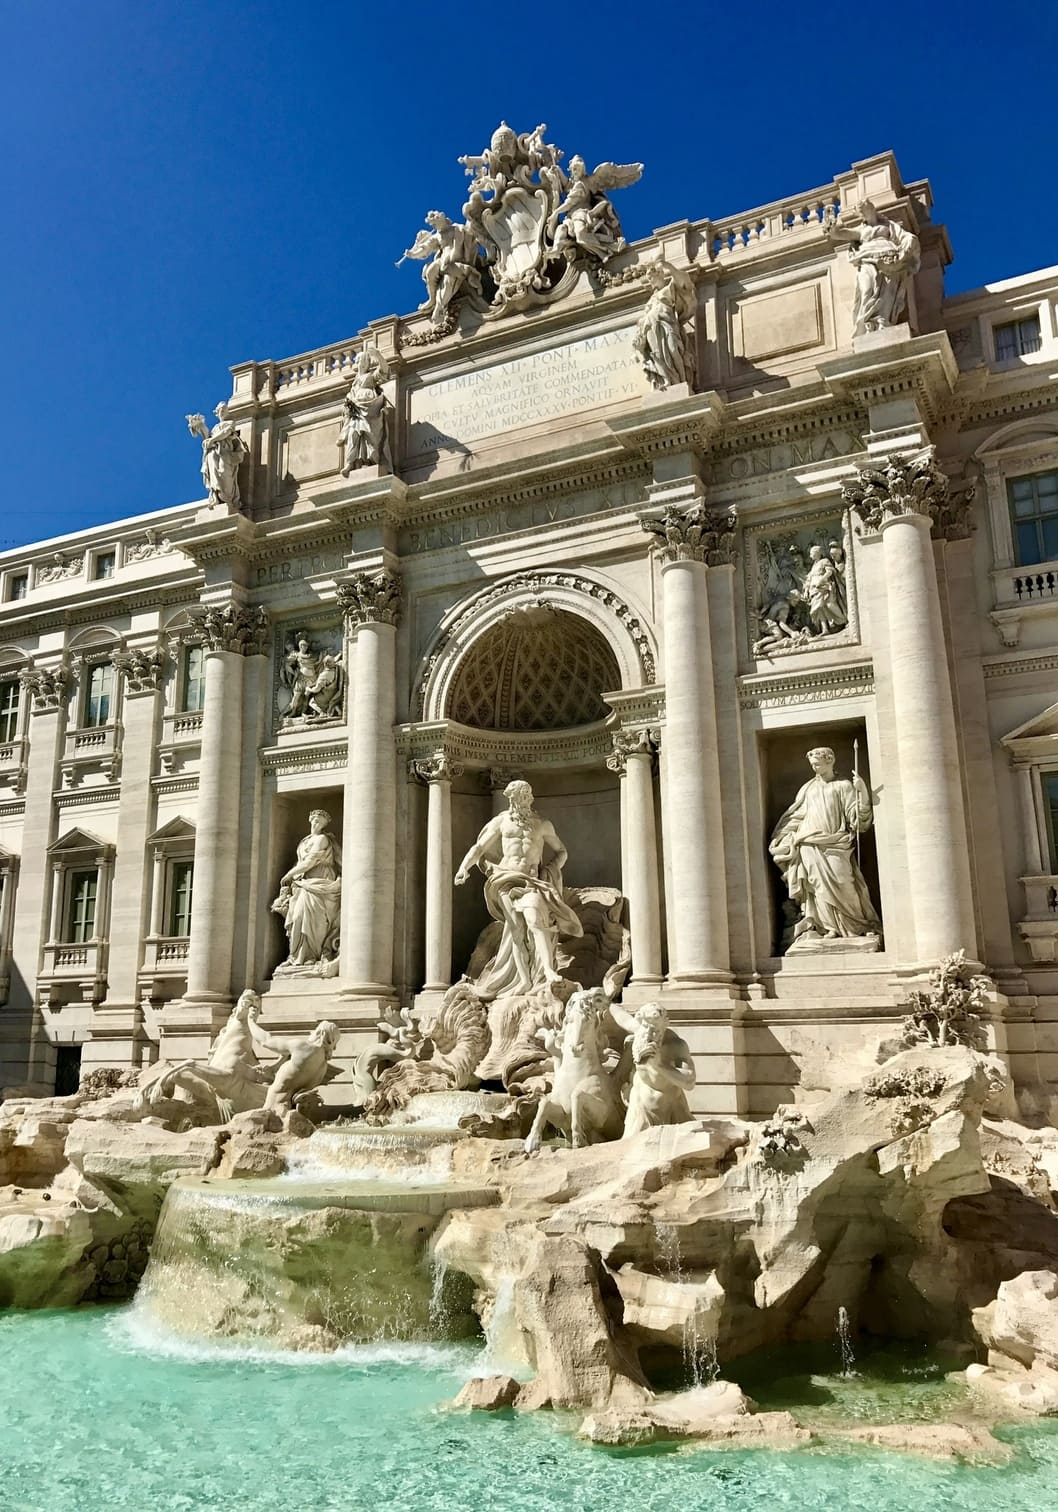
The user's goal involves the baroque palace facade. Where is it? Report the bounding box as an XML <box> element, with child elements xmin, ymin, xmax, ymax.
<box><xmin>1</xmin><ymin>138</ymin><xmax>1057</xmax><ymax>1113</ymax></box>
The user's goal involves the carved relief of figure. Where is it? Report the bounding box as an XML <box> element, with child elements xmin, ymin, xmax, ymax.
<box><xmin>186</xmin><ymin>403</ymin><xmax>248</xmax><ymax>512</ymax></box>
<box><xmin>454</xmin><ymin>780</ymin><xmax>583</xmax><ymax>998</ymax></box>
<box><xmin>398</xmin><ymin>211</ymin><xmax>484</xmax><ymax>328</ymax></box>
<box><xmin>271</xmin><ymin>809</ymin><xmax>342</xmax><ymax>975</ymax></box>
<box><xmin>753</xmin><ymin>532</ymin><xmax>848</xmax><ymax>654</ymax></box>
<box><xmin>803</xmin><ymin>543</ymin><xmax>847</xmax><ymax>635</ymax></box>
<box><xmin>281</xmin><ymin>635</ymin><xmax>344</xmax><ymax>722</ymax></box>
<box><xmin>633</xmin><ymin>260</ymin><xmax>697</xmax><ymax>390</ymax></box>
<box><xmin>549</xmin><ymin>155</ymin><xmax>642</xmax><ymax>262</ymax></box>
<box><xmin>611</xmin><ymin>1001</ymin><xmax>696</xmax><ymax>1137</ymax></box>
<box><xmin>340</xmin><ymin>347</ymin><xmax>391</xmax><ymax>473</ymax></box>
<box><xmin>826</xmin><ymin>200</ymin><xmax>921</xmax><ymax>335</ymax></box>
<box><xmin>769</xmin><ymin>746</ymin><xmax>881</xmax><ymax>949</ymax></box>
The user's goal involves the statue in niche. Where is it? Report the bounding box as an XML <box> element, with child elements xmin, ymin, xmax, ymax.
<box><xmin>271</xmin><ymin>809</ymin><xmax>342</xmax><ymax>977</ymax></box>
<box><xmin>610</xmin><ymin>1000</ymin><xmax>696</xmax><ymax>1137</ymax></box>
<box><xmin>340</xmin><ymin>347</ymin><xmax>391</xmax><ymax>473</ymax></box>
<box><xmin>633</xmin><ymin>259</ymin><xmax>697</xmax><ymax>389</ymax></box>
<box><xmin>454</xmin><ymin>780</ymin><xmax>583</xmax><ymax>997</ymax></box>
<box><xmin>279</xmin><ymin>633</ymin><xmax>344</xmax><ymax>722</ymax></box>
<box><xmin>753</xmin><ymin>529</ymin><xmax>848</xmax><ymax>655</ymax></box>
<box><xmin>825</xmin><ymin>200</ymin><xmax>921</xmax><ymax>335</ymax></box>
<box><xmin>186</xmin><ymin>403</ymin><xmax>249</xmax><ymax>512</ymax></box>
<box><xmin>769</xmin><ymin>746</ymin><xmax>881</xmax><ymax>952</ymax></box>
<box><xmin>398</xmin><ymin>210</ymin><xmax>485</xmax><ymax>329</ymax></box>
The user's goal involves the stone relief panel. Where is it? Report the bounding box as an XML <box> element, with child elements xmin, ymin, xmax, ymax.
<box><xmin>274</xmin><ymin>624</ymin><xmax>346</xmax><ymax>731</ymax></box>
<box><xmin>746</xmin><ymin>509</ymin><xmax>857</xmax><ymax>659</ymax></box>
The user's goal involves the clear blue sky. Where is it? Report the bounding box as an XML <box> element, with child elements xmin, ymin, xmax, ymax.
<box><xmin>2</xmin><ymin>0</ymin><xmax>1055</xmax><ymax>546</ymax></box>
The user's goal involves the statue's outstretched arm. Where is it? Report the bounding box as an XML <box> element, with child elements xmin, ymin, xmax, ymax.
<box><xmin>455</xmin><ymin>814</ymin><xmax>502</xmax><ymax>885</ymax></box>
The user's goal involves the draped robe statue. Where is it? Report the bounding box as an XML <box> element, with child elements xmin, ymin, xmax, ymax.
<box><xmin>271</xmin><ymin>809</ymin><xmax>342</xmax><ymax>975</ymax></box>
<box><xmin>769</xmin><ymin>747</ymin><xmax>880</xmax><ymax>950</ymax></box>
<box><xmin>454</xmin><ymin>780</ymin><xmax>582</xmax><ymax>998</ymax></box>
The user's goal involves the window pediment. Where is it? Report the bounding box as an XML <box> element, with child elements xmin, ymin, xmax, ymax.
<box><xmin>49</xmin><ymin>826</ymin><xmax>114</xmax><ymax>860</ymax></box>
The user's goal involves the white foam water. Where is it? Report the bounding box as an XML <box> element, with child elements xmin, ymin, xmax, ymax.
<box><xmin>108</xmin><ymin>1304</ymin><xmax>480</xmax><ymax>1376</ymax></box>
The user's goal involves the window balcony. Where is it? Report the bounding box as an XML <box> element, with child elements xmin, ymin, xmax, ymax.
<box><xmin>158</xmin><ymin>709</ymin><xmax>204</xmax><ymax>776</ymax></box>
<box><xmin>60</xmin><ymin>723</ymin><xmax>121</xmax><ymax>788</ymax></box>
<box><xmin>38</xmin><ymin>938</ymin><xmax>108</xmax><ymax>1006</ymax></box>
<box><xmin>0</xmin><ymin>735</ymin><xmax>28</xmax><ymax>794</ymax></box>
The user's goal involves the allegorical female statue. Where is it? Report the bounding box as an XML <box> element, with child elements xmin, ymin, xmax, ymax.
<box><xmin>769</xmin><ymin>746</ymin><xmax>880</xmax><ymax>950</ymax></box>
<box><xmin>186</xmin><ymin>402</ymin><xmax>249</xmax><ymax>512</ymax></box>
<box><xmin>339</xmin><ymin>347</ymin><xmax>391</xmax><ymax>473</ymax></box>
<box><xmin>826</xmin><ymin>200</ymin><xmax>920</xmax><ymax>335</ymax></box>
<box><xmin>271</xmin><ymin>809</ymin><xmax>342</xmax><ymax>976</ymax></box>
<box><xmin>633</xmin><ymin>259</ymin><xmax>697</xmax><ymax>389</ymax></box>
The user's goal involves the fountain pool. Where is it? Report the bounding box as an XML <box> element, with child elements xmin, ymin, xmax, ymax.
<box><xmin>3</xmin><ymin>1308</ymin><xmax>1058</xmax><ymax>1512</ymax></box>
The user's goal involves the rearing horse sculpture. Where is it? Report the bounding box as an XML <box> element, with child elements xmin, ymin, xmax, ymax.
<box><xmin>524</xmin><ymin>987</ymin><xmax>624</xmax><ymax>1154</ymax></box>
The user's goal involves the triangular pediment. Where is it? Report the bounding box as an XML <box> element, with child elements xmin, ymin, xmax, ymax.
<box><xmin>1001</xmin><ymin>701</ymin><xmax>1058</xmax><ymax>746</ymax></box>
<box><xmin>146</xmin><ymin>815</ymin><xmax>196</xmax><ymax>844</ymax></box>
<box><xmin>48</xmin><ymin>826</ymin><xmax>111</xmax><ymax>856</ymax></box>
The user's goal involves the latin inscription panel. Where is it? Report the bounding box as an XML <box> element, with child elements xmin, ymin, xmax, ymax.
<box><xmin>406</xmin><ymin>327</ymin><xmax>648</xmax><ymax>459</ymax></box>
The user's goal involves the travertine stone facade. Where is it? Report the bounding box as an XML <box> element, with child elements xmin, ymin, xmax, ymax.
<box><xmin>2</xmin><ymin>148</ymin><xmax>1057</xmax><ymax>1113</ymax></box>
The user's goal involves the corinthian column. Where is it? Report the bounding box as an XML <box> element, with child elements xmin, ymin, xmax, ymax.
<box><xmin>607</xmin><ymin>728</ymin><xmax>662</xmax><ymax>983</ymax></box>
<box><xmin>412</xmin><ymin>751</ymin><xmax>463</xmax><ymax>992</ymax></box>
<box><xmin>642</xmin><ymin>495</ymin><xmax>737</xmax><ymax>983</ymax></box>
<box><xmin>182</xmin><ymin>603</ymin><xmax>269</xmax><ymax>1009</ymax></box>
<box><xmin>843</xmin><ymin>450</ymin><xmax>977</xmax><ymax>963</ymax></box>
<box><xmin>337</xmin><ymin>570</ymin><xmax>402</xmax><ymax>997</ymax></box>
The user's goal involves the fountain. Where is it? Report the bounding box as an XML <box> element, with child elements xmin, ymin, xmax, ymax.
<box><xmin>836</xmin><ymin>1305</ymin><xmax>857</xmax><ymax>1379</ymax></box>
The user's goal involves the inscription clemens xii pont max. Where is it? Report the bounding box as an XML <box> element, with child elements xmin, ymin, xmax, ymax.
<box><xmin>407</xmin><ymin>328</ymin><xmax>648</xmax><ymax>457</ymax></box>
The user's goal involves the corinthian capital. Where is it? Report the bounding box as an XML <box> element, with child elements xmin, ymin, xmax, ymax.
<box><xmin>111</xmin><ymin>646</ymin><xmax>166</xmax><ymax>693</ymax></box>
<box><xmin>640</xmin><ymin>501</ymin><xmax>738</xmax><ymax>565</ymax></box>
<box><xmin>19</xmin><ymin>665</ymin><xmax>69</xmax><ymax>713</ymax></box>
<box><xmin>337</xmin><ymin>570</ymin><xmax>402</xmax><ymax>629</ymax></box>
<box><xmin>606</xmin><ymin>726</ymin><xmax>659</xmax><ymax>774</ymax></box>
<box><xmin>187</xmin><ymin>603</ymin><xmax>269</xmax><ymax>655</ymax></box>
<box><xmin>841</xmin><ymin>447</ymin><xmax>975</xmax><ymax>541</ymax></box>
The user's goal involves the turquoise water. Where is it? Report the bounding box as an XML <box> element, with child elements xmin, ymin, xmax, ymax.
<box><xmin>3</xmin><ymin>1308</ymin><xmax>1058</xmax><ymax>1512</ymax></box>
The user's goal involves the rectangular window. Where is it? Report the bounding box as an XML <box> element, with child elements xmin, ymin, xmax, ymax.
<box><xmin>1045</xmin><ymin>773</ymin><xmax>1058</xmax><ymax>873</ymax></box>
<box><xmin>54</xmin><ymin>1044</ymin><xmax>83</xmax><ymax>1098</ymax></box>
<box><xmin>168</xmin><ymin>860</ymin><xmax>194</xmax><ymax>937</ymax></box>
<box><xmin>94</xmin><ymin>551</ymin><xmax>116</xmax><ymax>581</ymax></box>
<box><xmin>7</xmin><ymin>574</ymin><xmax>28</xmax><ymax>602</ymax></box>
<box><xmin>67</xmin><ymin>870</ymin><xmax>98</xmax><ymax>943</ymax></box>
<box><xmin>0</xmin><ymin>680</ymin><xmax>19</xmax><ymax>743</ymax></box>
<box><xmin>182</xmin><ymin>644</ymin><xmax>206</xmax><ymax>713</ymax></box>
<box><xmin>83</xmin><ymin>662</ymin><xmax>114</xmax><ymax>728</ymax></box>
<box><xmin>994</xmin><ymin>315</ymin><xmax>1042</xmax><ymax>363</ymax></box>
<box><xmin>1008</xmin><ymin>471</ymin><xmax>1058</xmax><ymax>566</ymax></box>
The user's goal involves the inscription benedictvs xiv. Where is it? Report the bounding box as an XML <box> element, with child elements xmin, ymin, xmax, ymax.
<box><xmin>407</xmin><ymin>328</ymin><xmax>648</xmax><ymax>458</ymax></box>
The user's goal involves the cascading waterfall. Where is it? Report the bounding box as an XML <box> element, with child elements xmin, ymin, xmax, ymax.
<box><xmin>836</xmin><ymin>1305</ymin><xmax>857</xmax><ymax>1378</ymax></box>
<box><xmin>655</xmin><ymin>1221</ymin><xmax>720</xmax><ymax>1386</ymax></box>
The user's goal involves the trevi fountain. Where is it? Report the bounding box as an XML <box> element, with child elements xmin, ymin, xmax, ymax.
<box><xmin>3</xmin><ymin>124</ymin><xmax>1058</xmax><ymax>1510</ymax></box>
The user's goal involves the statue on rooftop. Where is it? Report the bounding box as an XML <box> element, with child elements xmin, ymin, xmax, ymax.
<box><xmin>825</xmin><ymin>200</ymin><xmax>920</xmax><ymax>335</ymax></box>
<box><xmin>339</xmin><ymin>346</ymin><xmax>391</xmax><ymax>472</ymax></box>
<box><xmin>398</xmin><ymin>211</ymin><xmax>485</xmax><ymax>330</ymax></box>
<box><xmin>633</xmin><ymin>259</ymin><xmax>697</xmax><ymax>389</ymax></box>
<box><xmin>399</xmin><ymin>122</ymin><xmax>644</xmax><ymax>325</ymax></box>
<box><xmin>186</xmin><ymin>402</ymin><xmax>249</xmax><ymax>513</ymax></box>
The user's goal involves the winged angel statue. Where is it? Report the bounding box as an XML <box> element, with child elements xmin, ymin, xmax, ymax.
<box><xmin>398</xmin><ymin>122</ymin><xmax>642</xmax><ymax>327</ymax></box>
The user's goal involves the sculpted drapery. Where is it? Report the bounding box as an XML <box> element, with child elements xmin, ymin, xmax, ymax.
<box><xmin>769</xmin><ymin>748</ymin><xmax>880</xmax><ymax>947</ymax></box>
<box><xmin>272</xmin><ymin>810</ymin><xmax>342</xmax><ymax>974</ymax></box>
